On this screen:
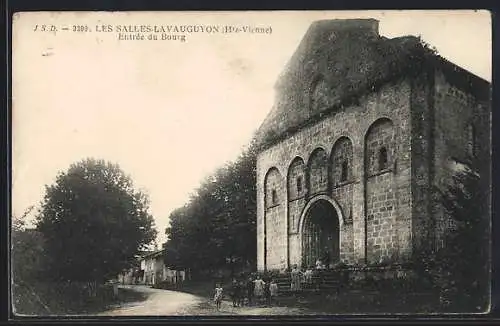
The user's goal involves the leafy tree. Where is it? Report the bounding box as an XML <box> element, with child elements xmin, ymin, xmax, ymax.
<box><xmin>434</xmin><ymin>161</ymin><xmax>489</xmax><ymax>311</ymax></box>
<box><xmin>413</xmin><ymin>157</ymin><xmax>490</xmax><ymax>312</ymax></box>
<box><xmin>11</xmin><ymin>206</ymin><xmax>54</xmax><ymax>314</ymax></box>
<box><xmin>12</xmin><ymin>205</ymin><xmax>47</xmax><ymax>283</ymax></box>
<box><xmin>164</xmin><ymin>140</ymin><xmax>258</xmax><ymax>277</ymax></box>
<box><xmin>35</xmin><ymin>158</ymin><xmax>157</xmax><ymax>285</ymax></box>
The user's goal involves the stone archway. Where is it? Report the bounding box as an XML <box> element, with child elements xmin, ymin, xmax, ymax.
<box><xmin>299</xmin><ymin>196</ymin><xmax>343</xmax><ymax>268</ymax></box>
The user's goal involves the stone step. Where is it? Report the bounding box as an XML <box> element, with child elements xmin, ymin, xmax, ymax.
<box><xmin>278</xmin><ymin>281</ymin><xmax>341</xmax><ymax>287</ymax></box>
<box><xmin>281</xmin><ymin>286</ymin><xmax>342</xmax><ymax>291</ymax></box>
<box><xmin>276</xmin><ymin>277</ymin><xmax>343</xmax><ymax>284</ymax></box>
<box><xmin>276</xmin><ymin>281</ymin><xmax>343</xmax><ymax>293</ymax></box>
<box><xmin>277</xmin><ymin>279</ymin><xmax>341</xmax><ymax>285</ymax></box>
<box><xmin>275</xmin><ymin>272</ymin><xmax>345</xmax><ymax>280</ymax></box>
<box><xmin>277</xmin><ymin>288</ymin><xmax>342</xmax><ymax>296</ymax></box>
<box><xmin>276</xmin><ymin>275</ymin><xmax>342</xmax><ymax>279</ymax></box>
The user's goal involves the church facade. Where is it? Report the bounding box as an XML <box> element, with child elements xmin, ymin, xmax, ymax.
<box><xmin>254</xmin><ymin>19</ymin><xmax>490</xmax><ymax>272</ymax></box>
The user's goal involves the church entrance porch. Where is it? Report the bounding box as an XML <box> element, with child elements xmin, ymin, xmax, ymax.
<box><xmin>301</xmin><ymin>199</ymin><xmax>340</xmax><ymax>269</ymax></box>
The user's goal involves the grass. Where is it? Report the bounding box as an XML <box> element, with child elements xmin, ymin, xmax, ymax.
<box><xmin>12</xmin><ymin>281</ymin><xmax>150</xmax><ymax>316</ymax></box>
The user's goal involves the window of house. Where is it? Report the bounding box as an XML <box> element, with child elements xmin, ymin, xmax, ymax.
<box><xmin>378</xmin><ymin>146</ymin><xmax>388</xmax><ymax>170</ymax></box>
<box><xmin>271</xmin><ymin>189</ymin><xmax>277</xmax><ymax>205</ymax></box>
<box><xmin>296</xmin><ymin>176</ymin><xmax>303</xmax><ymax>194</ymax></box>
<box><xmin>438</xmin><ymin>238</ymin><xmax>445</xmax><ymax>250</ymax></box>
<box><xmin>341</xmin><ymin>159</ymin><xmax>348</xmax><ymax>182</ymax></box>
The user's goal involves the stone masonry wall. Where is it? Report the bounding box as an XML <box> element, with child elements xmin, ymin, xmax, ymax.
<box><xmin>287</xmin><ymin>157</ymin><xmax>306</xmax><ymax>235</ymax></box>
<box><xmin>364</xmin><ymin>118</ymin><xmax>398</xmax><ymax>264</ymax></box>
<box><xmin>256</xmin><ymin>78</ymin><xmax>413</xmax><ymax>271</ymax></box>
<box><xmin>431</xmin><ymin>69</ymin><xmax>490</xmax><ymax>248</ymax></box>
<box><xmin>409</xmin><ymin>71</ymin><xmax>434</xmax><ymax>254</ymax></box>
<box><xmin>263</xmin><ymin>168</ymin><xmax>287</xmax><ymax>270</ymax></box>
<box><xmin>332</xmin><ymin>183</ymin><xmax>354</xmax><ymax>263</ymax></box>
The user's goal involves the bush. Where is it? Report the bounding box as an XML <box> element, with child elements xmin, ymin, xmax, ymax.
<box><xmin>13</xmin><ymin>281</ymin><xmax>118</xmax><ymax>315</ymax></box>
<box><xmin>412</xmin><ymin>162</ymin><xmax>490</xmax><ymax>312</ymax></box>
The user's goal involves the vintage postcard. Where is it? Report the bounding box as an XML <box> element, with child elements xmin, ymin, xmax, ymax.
<box><xmin>11</xmin><ymin>10</ymin><xmax>492</xmax><ymax>317</ymax></box>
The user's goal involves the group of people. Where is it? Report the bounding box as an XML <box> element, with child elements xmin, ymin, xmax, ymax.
<box><xmin>213</xmin><ymin>273</ymin><xmax>279</xmax><ymax>311</ymax></box>
<box><xmin>213</xmin><ymin>249</ymin><xmax>334</xmax><ymax>311</ymax></box>
<box><xmin>290</xmin><ymin>248</ymin><xmax>333</xmax><ymax>292</ymax></box>
<box><xmin>290</xmin><ymin>264</ymin><xmax>322</xmax><ymax>291</ymax></box>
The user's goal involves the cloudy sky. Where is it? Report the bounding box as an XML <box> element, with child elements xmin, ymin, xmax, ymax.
<box><xmin>12</xmin><ymin>10</ymin><xmax>491</xmax><ymax>243</ymax></box>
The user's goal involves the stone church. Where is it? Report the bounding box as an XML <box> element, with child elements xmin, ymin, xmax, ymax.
<box><xmin>254</xmin><ymin>19</ymin><xmax>490</xmax><ymax>272</ymax></box>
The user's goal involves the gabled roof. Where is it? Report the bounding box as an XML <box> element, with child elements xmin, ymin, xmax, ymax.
<box><xmin>253</xmin><ymin>19</ymin><xmax>490</xmax><ymax>152</ymax></box>
<box><xmin>141</xmin><ymin>248</ymin><xmax>164</xmax><ymax>259</ymax></box>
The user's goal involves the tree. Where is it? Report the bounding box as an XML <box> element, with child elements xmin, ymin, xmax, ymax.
<box><xmin>12</xmin><ymin>206</ymin><xmax>54</xmax><ymax>314</ymax></box>
<box><xmin>435</xmin><ymin>161</ymin><xmax>489</xmax><ymax>311</ymax></box>
<box><xmin>164</xmin><ymin>140</ymin><xmax>258</xmax><ymax>277</ymax></box>
<box><xmin>35</xmin><ymin>158</ymin><xmax>157</xmax><ymax>286</ymax></box>
<box><xmin>12</xmin><ymin>205</ymin><xmax>47</xmax><ymax>283</ymax></box>
<box><xmin>415</xmin><ymin>157</ymin><xmax>490</xmax><ymax>312</ymax></box>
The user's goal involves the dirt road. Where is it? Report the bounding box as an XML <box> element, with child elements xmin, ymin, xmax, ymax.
<box><xmin>99</xmin><ymin>285</ymin><xmax>310</xmax><ymax>316</ymax></box>
<box><xmin>98</xmin><ymin>285</ymin><xmax>204</xmax><ymax>316</ymax></box>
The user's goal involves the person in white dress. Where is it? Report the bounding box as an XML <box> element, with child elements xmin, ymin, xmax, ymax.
<box><xmin>290</xmin><ymin>264</ymin><xmax>302</xmax><ymax>293</ymax></box>
<box><xmin>253</xmin><ymin>275</ymin><xmax>265</xmax><ymax>304</ymax></box>
<box><xmin>269</xmin><ymin>279</ymin><xmax>279</xmax><ymax>305</ymax></box>
<box><xmin>304</xmin><ymin>266</ymin><xmax>314</xmax><ymax>289</ymax></box>
<box><xmin>213</xmin><ymin>283</ymin><xmax>223</xmax><ymax>311</ymax></box>
<box><xmin>316</xmin><ymin>258</ymin><xmax>325</xmax><ymax>270</ymax></box>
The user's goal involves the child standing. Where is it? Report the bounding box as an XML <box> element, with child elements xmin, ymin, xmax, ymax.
<box><xmin>304</xmin><ymin>265</ymin><xmax>314</xmax><ymax>289</ymax></box>
<box><xmin>290</xmin><ymin>264</ymin><xmax>302</xmax><ymax>293</ymax></box>
<box><xmin>269</xmin><ymin>279</ymin><xmax>279</xmax><ymax>306</ymax></box>
<box><xmin>237</xmin><ymin>280</ymin><xmax>245</xmax><ymax>307</ymax></box>
<box><xmin>246</xmin><ymin>276</ymin><xmax>255</xmax><ymax>306</ymax></box>
<box><xmin>253</xmin><ymin>275</ymin><xmax>265</xmax><ymax>305</ymax></box>
<box><xmin>213</xmin><ymin>283</ymin><xmax>223</xmax><ymax>311</ymax></box>
<box><xmin>230</xmin><ymin>279</ymin><xmax>239</xmax><ymax>307</ymax></box>
<box><xmin>263</xmin><ymin>278</ymin><xmax>271</xmax><ymax>306</ymax></box>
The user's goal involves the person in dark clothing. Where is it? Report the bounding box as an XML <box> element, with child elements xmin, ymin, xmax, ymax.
<box><xmin>264</xmin><ymin>279</ymin><xmax>271</xmax><ymax>306</ymax></box>
<box><xmin>237</xmin><ymin>280</ymin><xmax>245</xmax><ymax>307</ymax></box>
<box><xmin>246</xmin><ymin>276</ymin><xmax>255</xmax><ymax>306</ymax></box>
<box><xmin>321</xmin><ymin>247</ymin><xmax>331</xmax><ymax>269</ymax></box>
<box><xmin>230</xmin><ymin>279</ymin><xmax>239</xmax><ymax>307</ymax></box>
<box><xmin>234</xmin><ymin>279</ymin><xmax>242</xmax><ymax>307</ymax></box>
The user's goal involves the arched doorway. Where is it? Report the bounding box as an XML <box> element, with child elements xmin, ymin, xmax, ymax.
<box><xmin>301</xmin><ymin>199</ymin><xmax>340</xmax><ymax>268</ymax></box>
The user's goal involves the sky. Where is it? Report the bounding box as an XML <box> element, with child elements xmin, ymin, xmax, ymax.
<box><xmin>12</xmin><ymin>10</ymin><xmax>491</xmax><ymax>244</ymax></box>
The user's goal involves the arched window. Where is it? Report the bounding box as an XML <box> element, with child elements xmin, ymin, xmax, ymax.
<box><xmin>287</xmin><ymin>157</ymin><xmax>306</xmax><ymax>201</ymax></box>
<box><xmin>341</xmin><ymin>159</ymin><xmax>348</xmax><ymax>182</ymax></box>
<box><xmin>466</xmin><ymin>123</ymin><xmax>476</xmax><ymax>157</ymax></box>
<box><xmin>297</xmin><ymin>176</ymin><xmax>303</xmax><ymax>193</ymax></box>
<box><xmin>365</xmin><ymin>118</ymin><xmax>394</xmax><ymax>177</ymax></box>
<box><xmin>379</xmin><ymin>147</ymin><xmax>388</xmax><ymax>170</ymax></box>
<box><xmin>307</xmin><ymin>148</ymin><xmax>328</xmax><ymax>195</ymax></box>
<box><xmin>331</xmin><ymin>136</ymin><xmax>353</xmax><ymax>186</ymax></box>
<box><xmin>264</xmin><ymin>167</ymin><xmax>282</xmax><ymax>209</ymax></box>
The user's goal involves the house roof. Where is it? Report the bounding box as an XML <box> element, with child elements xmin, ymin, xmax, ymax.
<box><xmin>253</xmin><ymin>19</ymin><xmax>490</xmax><ymax>152</ymax></box>
<box><xmin>140</xmin><ymin>248</ymin><xmax>164</xmax><ymax>259</ymax></box>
